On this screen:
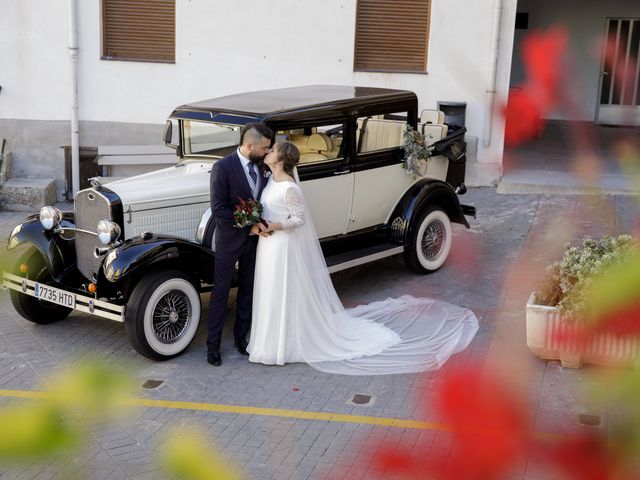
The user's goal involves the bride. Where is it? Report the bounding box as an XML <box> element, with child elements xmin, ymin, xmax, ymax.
<box><xmin>246</xmin><ymin>141</ymin><xmax>479</xmax><ymax>375</ymax></box>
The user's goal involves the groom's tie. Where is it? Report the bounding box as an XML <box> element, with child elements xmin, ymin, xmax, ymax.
<box><xmin>248</xmin><ymin>162</ymin><xmax>258</xmax><ymax>194</ymax></box>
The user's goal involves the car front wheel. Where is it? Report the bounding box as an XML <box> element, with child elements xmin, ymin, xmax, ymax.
<box><xmin>125</xmin><ymin>271</ymin><xmax>201</xmax><ymax>360</ymax></box>
<box><xmin>404</xmin><ymin>206</ymin><xmax>453</xmax><ymax>274</ymax></box>
<box><xmin>10</xmin><ymin>249</ymin><xmax>72</xmax><ymax>324</ymax></box>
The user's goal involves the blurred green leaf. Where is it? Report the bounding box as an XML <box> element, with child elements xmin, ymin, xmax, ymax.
<box><xmin>0</xmin><ymin>360</ymin><xmax>133</xmax><ymax>466</ymax></box>
<box><xmin>160</xmin><ymin>428</ymin><xmax>244</xmax><ymax>480</ymax></box>
<box><xmin>49</xmin><ymin>361</ymin><xmax>133</xmax><ymax>418</ymax></box>
<box><xmin>585</xmin><ymin>252</ymin><xmax>640</xmax><ymax>323</ymax></box>
<box><xmin>0</xmin><ymin>404</ymin><xmax>77</xmax><ymax>460</ymax></box>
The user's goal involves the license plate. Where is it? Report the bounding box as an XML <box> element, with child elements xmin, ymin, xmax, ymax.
<box><xmin>34</xmin><ymin>283</ymin><xmax>76</xmax><ymax>309</ymax></box>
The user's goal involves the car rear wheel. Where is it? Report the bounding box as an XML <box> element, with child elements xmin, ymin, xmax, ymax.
<box><xmin>404</xmin><ymin>206</ymin><xmax>452</xmax><ymax>274</ymax></box>
<box><xmin>9</xmin><ymin>249</ymin><xmax>72</xmax><ymax>324</ymax></box>
<box><xmin>125</xmin><ymin>271</ymin><xmax>201</xmax><ymax>360</ymax></box>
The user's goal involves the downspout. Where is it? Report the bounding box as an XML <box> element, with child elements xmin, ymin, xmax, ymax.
<box><xmin>483</xmin><ymin>0</ymin><xmax>503</xmax><ymax>147</ymax></box>
<box><xmin>69</xmin><ymin>0</ymin><xmax>80</xmax><ymax>195</ymax></box>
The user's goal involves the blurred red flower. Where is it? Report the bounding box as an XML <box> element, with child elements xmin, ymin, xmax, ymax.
<box><xmin>504</xmin><ymin>27</ymin><xmax>568</xmax><ymax>146</ymax></box>
<box><xmin>541</xmin><ymin>433</ymin><xmax>622</xmax><ymax>480</ymax></box>
<box><xmin>553</xmin><ymin>303</ymin><xmax>640</xmax><ymax>356</ymax></box>
<box><xmin>438</xmin><ymin>367</ymin><xmax>530</xmax><ymax>479</ymax></box>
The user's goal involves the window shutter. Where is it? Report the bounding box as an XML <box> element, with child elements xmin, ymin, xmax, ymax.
<box><xmin>102</xmin><ymin>0</ymin><xmax>175</xmax><ymax>63</ymax></box>
<box><xmin>354</xmin><ymin>0</ymin><xmax>431</xmax><ymax>73</ymax></box>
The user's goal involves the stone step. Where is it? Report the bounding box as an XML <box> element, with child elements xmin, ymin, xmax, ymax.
<box><xmin>0</xmin><ymin>177</ymin><xmax>57</xmax><ymax>212</ymax></box>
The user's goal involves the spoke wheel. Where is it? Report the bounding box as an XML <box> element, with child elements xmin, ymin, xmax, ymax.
<box><xmin>125</xmin><ymin>271</ymin><xmax>201</xmax><ymax>360</ymax></box>
<box><xmin>152</xmin><ymin>289</ymin><xmax>192</xmax><ymax>344</ymax></box>
<box><xmin>404</xmin><ymin>206</ymin><xmax>452</xmax><ymax>274</ymax></box>
<box><xmin>421</xmin><ymin>218</ymin><xmax>446</xmax><ymax>261</ymax></box>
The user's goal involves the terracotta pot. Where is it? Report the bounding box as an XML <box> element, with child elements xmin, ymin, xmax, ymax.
<box><xmin>526</xmin><ymin>292</ymin><xmax>640</xmax><ymax>368</ymax></box>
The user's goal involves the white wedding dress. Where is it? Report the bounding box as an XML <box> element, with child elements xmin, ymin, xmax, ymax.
<box><xmin>247</xmin><ymin>174</ymin><xmax>479</xmax><ymax>375</ymax></box>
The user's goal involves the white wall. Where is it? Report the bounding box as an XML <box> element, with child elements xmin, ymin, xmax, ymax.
<box><xmin>511</xmin><ymin>0</ymin><xmax>639</xmax><ymax>122</ymax></box>
<box><xmin>0</xmin><ymin>0</ymin><xmax>71</xmax><ymax>120</ymax></box>
<box><xmin>1</xmin><ymin>0</ymin><xmax>519</xmax><ymax>173</ymax></box>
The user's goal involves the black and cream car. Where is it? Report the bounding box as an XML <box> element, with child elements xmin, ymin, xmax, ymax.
<box><xmin>3</xmin><ymin>85</ymin><xmax>475</xmax><ymax>360</ymax></box>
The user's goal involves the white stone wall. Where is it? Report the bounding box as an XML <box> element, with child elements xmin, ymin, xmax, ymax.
<box><xmin>1</xmin><ymin>0</ymin><xmax>520</xmax><ymax>183</ymax></box>
<box><xmin>0</xmin><ymin>0</ymin><xmax>71</xmax><ymax>120</ymax></box>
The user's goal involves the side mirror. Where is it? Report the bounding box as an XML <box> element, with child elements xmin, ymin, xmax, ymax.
<box><xmin>163</xmin><ymin>120</ymin><xmax>178</xmax><ymax>150</ymax></box>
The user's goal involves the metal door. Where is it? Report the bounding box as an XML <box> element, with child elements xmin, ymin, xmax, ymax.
<box><xmin>597</xmin><ymin>18</ymin><xmax>640</xmax><ymax>126</ymax></box>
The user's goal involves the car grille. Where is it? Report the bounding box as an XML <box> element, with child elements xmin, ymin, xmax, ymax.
<box><xmin>75</xmin><ymin>189</ymin><xmax>113</xmax><ymax>281</ymax></box>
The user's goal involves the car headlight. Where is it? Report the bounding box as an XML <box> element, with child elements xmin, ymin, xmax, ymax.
<box><xmin>97</xmin><ymin>220</ymin><xmax>121</xmax><ymax>245</ymax></box>
<box><xmin>39</xmin><ymin>206</ymin><xmax>62</xmax><ymax>230</ymax></box>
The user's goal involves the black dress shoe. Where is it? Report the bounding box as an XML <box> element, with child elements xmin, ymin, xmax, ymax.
<box><xmin>234</xmin><ymin>338</ymin><xmax>249</xmax><ymax>356</ymax></box>
<box><xmin>207</xmin><ymin>346</ymin><xmax>221</xmax><ymax>366</ymax></box>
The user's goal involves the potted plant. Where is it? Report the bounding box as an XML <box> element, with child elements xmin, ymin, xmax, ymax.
<box><xmin>526</xmin><ymin>234</ymin><xmax>640</xmax><ymax>368</ymax></box>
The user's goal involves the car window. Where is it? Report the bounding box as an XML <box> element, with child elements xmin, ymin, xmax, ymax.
<box><xmin>356</xmin><ymin>112</ymin><xmax>408</xmax><ymax>154</ymax></box>
<box><xmin>277</xmin><ymin>124</ymin><xmax>345</xmax><ymax>165</ymax></box>
<box><xmin>183</xmin><ymin>121</ymin><xmax>241</xmax><ymax>157</ymax></box>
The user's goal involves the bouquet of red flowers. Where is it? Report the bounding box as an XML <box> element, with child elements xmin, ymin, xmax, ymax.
<box><xmin>233</xmin><ymin>197</ymin><xmax>268</xmax><ymax>229</ymax></box>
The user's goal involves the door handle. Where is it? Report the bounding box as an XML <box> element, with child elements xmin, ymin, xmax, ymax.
<box><xmin>333</xmin><ymin>169</ymin><xmax>350</xmax><ymax>175</ymax></box>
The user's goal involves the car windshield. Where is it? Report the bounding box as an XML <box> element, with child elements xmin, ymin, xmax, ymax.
<box><xmin>183</xmin><ymin>120</ymin><xmax>242</xmax><ymax>157</ymax></box>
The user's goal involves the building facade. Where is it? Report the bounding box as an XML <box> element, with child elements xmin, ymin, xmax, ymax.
<box><xmin>1</xmin><ymin>0</ymin><xmax>638</xmax><ymax>200</ymax></box>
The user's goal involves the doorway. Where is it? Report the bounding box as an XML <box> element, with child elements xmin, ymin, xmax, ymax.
<box><xmin>63</xmin><ymin>146</ymin><xmax>99</xmax><ymax>200</ymax></box>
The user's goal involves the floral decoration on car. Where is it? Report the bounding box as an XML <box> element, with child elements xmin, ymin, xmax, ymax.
<box><xmin>402</xmin><ymin>125</ymin><xmax>432</xmax><ymax>176</ymax></box>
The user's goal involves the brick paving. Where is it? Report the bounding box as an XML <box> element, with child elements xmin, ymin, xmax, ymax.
<box><xmin>0</xmin><ymin>188</ymin><xmax>638</xmax><ymax>479</ymax></box>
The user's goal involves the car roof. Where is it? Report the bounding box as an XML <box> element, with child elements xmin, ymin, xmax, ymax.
<box><xmin>170</xmin><ymin>85</ymin><xmax>417</xmax><ymax>123</ymax></box>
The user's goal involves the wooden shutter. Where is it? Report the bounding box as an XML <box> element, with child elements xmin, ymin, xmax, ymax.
<box><xmin>354</xmin><ymin>0</ymin><xmax>431</xmax><ymax>73</ymax></box>
<box><xmin>102</xmin><ymin>0</ymin><xmax>175</xmax><ymax>63</ymax></box>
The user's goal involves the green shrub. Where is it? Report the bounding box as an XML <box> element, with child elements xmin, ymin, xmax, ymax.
<box><xmin>541</xmin><ymin>235</ymin><xmax>640</xmax><ymax>322</ymax></box>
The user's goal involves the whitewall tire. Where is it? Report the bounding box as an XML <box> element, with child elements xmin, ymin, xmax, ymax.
<box><xmin>125</xmin><ymin>271</ymin><xmax>201</xmax><ymax>360</ymax></box>
<box><xmin>404</xmin><ymin>206</ymin><xmax>453</xmax><ymax>274</ymax></box>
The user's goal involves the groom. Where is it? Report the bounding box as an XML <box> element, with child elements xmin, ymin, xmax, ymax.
<box><xmin>207</xmin><ymin>123</ymin><xmax>274</xmax><ymax>366</ymax></box>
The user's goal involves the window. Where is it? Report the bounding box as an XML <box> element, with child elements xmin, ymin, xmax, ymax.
<box><xmin>183</xmin><ymin>121</ymin><xmax>241</xmax><ymax>157</ymax></box>
<box><xmin>278</xmin><ymin>124</ymin><xmax>345</xmax><ymax>164</ymax></box>
<box><xmin>356</xmin><ymin>113</ymin><xmax>408</xmax><ymax>154</ymax></box>
<box><xmin>354</xmin><ymin>0</ymin><xmax>431</xmax><ymax>73</ymax></box>
<box><xmin>102</xmin><ymin>0</ymin><xmax>175</xmax><ymax>63</ymax></box>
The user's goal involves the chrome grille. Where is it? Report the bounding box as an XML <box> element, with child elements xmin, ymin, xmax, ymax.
<box><xmin>75</xmin><ymin>189</ymin><xmax>113</xmax><ymax>280</ymax></box>
<box><xmin>130</xmin><ymin>206</ymin><xmax>208</xmax><ymax>241</ymax></box>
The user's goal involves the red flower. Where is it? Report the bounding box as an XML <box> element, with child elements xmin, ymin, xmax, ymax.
<box><xmin>521</xmin><ymin>27</ymin><xmax>568</xmax><ymax>109</ymax></box>
<box><xmin>437</xmin><ymin>367</ymin><xmax>530</xmax><ymax>479</ymax></box>
<box><xmin>596</xmin><ymin>303</ymin><xmax>640</xmax><ymax>337</ymax></box>
<box><xmin>232</xmin><ymin>197</ymin><xmax>267</xmax><ymax>229</ymax></box>
<box><xmin>553</xmin><ymin>303</ymin><xmax>640</xmax><ymax>352</ymax></box>
<box><xmin>540</xmin><ymin>433</ymin><xmax>622</xmax><ymax>480</ymax></box>
<box><xmin>504</xmin><ymin>27</ymin><xmax>568</xmax><ymax>146</ymax></box>
<box><xmin>504</xmin><ymin>90</ymin><xmax>542</xmax><ymax>147</ymax></box>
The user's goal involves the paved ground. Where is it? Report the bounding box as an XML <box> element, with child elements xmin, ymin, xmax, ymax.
<box><xmin>0</xmin><ymin>187</ymin><xmax>638</xmax><ymax>479</ymax></box>
<box><xmin>499</xmin><ymin>122</ymin><xmax>640</xmax><ymax>195</ymax></box>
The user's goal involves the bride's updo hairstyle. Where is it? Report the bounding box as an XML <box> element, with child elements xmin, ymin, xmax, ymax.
<box><xmin>276</xmin><ymin>141</ymin><xmax>300</xmax><ymax>178</ymax></box>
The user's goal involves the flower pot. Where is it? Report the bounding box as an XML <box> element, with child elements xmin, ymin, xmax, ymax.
<box><xmin>526</xmin><ymin>292</ymin><xmax>640</xmax><ymax>368</ymax></box>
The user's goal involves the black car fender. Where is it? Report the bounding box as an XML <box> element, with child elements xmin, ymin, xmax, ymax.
<box><xmin>6</xmin><ymin>213</ymin><xmax>78</xmax><ymax>283</ymax></box>
<box><xmin>387</xmin><ymin>179</ymin><xmax>469</xmax><ymax>244</ymax></box>
<box><xmin>101</xmin><ymin>234</ymin><xmax>215</xmax><ymax>288</ymax></box>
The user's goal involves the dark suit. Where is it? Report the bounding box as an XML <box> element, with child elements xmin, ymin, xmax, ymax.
<box><xmin>207</xmin><ymin>151</ymin><xmax>266</xmax><ymax>350</ymax></box>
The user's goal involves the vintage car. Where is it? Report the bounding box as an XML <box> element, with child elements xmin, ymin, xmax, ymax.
<box><xmin>3</xmin><ymin>85</ymin><xmax>475</xmax><ymax>360</ymax></box>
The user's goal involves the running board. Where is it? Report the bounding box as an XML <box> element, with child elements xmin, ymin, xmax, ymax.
<box><xmin>326</xmin><ymin>245</ymin><xmax>404</xmax><ymax>274</ymax></box>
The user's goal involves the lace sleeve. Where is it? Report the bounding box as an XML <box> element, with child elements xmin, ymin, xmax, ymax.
<box><xmin>281</xmin><ymin>185</ymin><xmax>305</xmax><ymax>230</ymax></box>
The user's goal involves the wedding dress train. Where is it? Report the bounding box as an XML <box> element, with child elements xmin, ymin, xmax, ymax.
<box><xmin>247</xmin><ymin>175</ymin><xmax>479</xmax><ymax>375</ymax></box>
